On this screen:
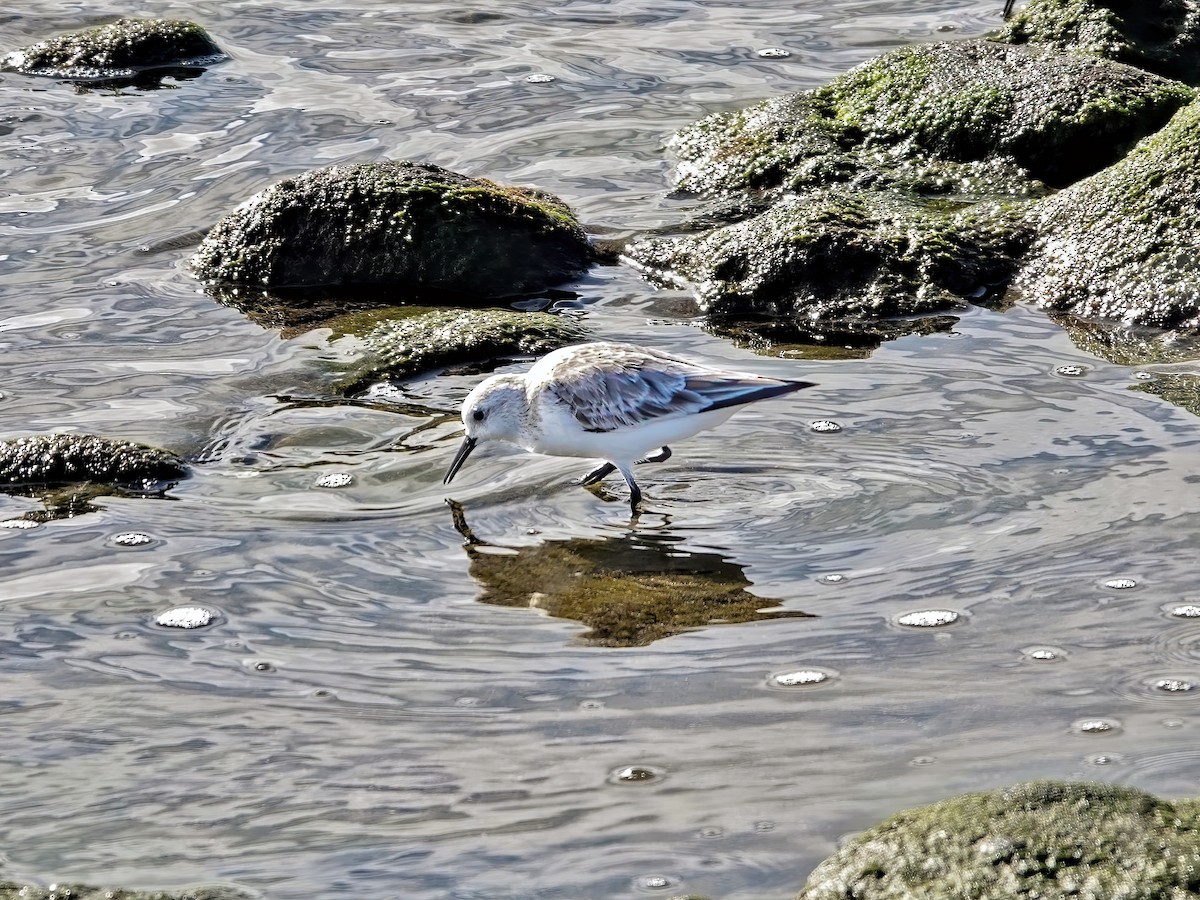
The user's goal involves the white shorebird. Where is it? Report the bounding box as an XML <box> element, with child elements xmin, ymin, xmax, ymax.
<box><xmin>443</xmin><ymin>341</ymin><xmax>816</xmax><ymax>514</ymax></box>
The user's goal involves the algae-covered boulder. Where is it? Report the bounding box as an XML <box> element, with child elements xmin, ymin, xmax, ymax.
<box><xmin>191</xmin><ymin>161</ymin><xmax>593</xmax><ymax>301</ymax></box>
<box><xmin>798</xmin><ymin>780</ymin><xmax>1200</xmax><ymax>899</ymax></box>
<box><xmin>0</xmin><ymin>434</ymin><xmax>187</xmax><ymax>489</ymax></box>
<box><xmin>0</xmin><ymin>881</ymin><xmax>249</xmax><ymax>900</ymax></box>
<box><xmin>1000</xmin><ymin>0</ymin><xmax>1200</xmax><ymax>85</ymax></box>
<box><xmin>1</xmin><ymin>18</ymin><xmax>226</xmax><ymax>81</ymax></box>
<box><xmin>331</xmin><ymin>306</ymin><xmax>587</xmax><ymax>391</ymax></box>
<box><xmin>1015</xmin><ymin>97</ymin><xmax>1200</xmax><ymax>329</ymax></box>
<box><xmin>627</xmin><ymin>191</ymin><xmax>1032</xmax><ymax>321</ymax></box>
<box><xmin>669</xmin><ymin>40</ymin><xmax>1192</xmax><ymax>197</ymax></box>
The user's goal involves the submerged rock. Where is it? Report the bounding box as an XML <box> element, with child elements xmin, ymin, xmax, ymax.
<box><xmin>1015</xmin><ymin>97</ymin><xmax>1200</xmax><ymax>329</ymax></box>
<box><xmin>191</xmin><ymin>161</ymin><xmax>593</xmax><ymax>304</ymax></box>
<box><xmin>1</xmin><ymin>18</ymin><xmax>227</xmax><ymax>81</ymax></box>
<box><xmin>1131</xmin><ymin>372</ymin><xmax>1200</xmax><ymax>417</ymax></box>
<box><xmin>0</xmin><ymin>434</ymin><xmax>187</xmax><ymax>489</ymax></box>
<box><xmin>1000</xmin><ymin>0</ymin><xmax>1200</xmax><ymax>85</ymax></box>
<box><xmin>798</xmin><ymin>780</ymin><xmax>1200</xmax><ymax>899</ymax></box>
<box><xmin>329</xmin><ymin>306</ymin><xmax>587</xmax><ymax>391</ymax></box>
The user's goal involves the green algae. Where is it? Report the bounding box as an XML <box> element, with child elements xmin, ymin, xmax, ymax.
<box><xmin>0</xmin><ymin>881</ymin><xmax>249</xmax><ymax>900</ymax></box>
<box><xmin>1131</xmin><ymin>372</ymin><xmax>1200</xmax><ymax>418</ymax></box>
<box><xmin>1</xmin><ymin>18</ymin><xmax>226</xmax><ymax>80</ymax></box>
<box><xmin>191</xmin><ymin>161</ymin><xmax>593</xmax><ymax>299</ymax></box>
<box><xmin>798</xmin><ymin>781</ymin><xmax>1200</xmax><ymax>900</ymax></box>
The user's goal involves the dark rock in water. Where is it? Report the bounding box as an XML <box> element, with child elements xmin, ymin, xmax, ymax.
<box><xmin>0</xmin><ymin>434</ymin><xmax>187</xmax><ymax>489</ymax></box>
<box><xmin>797</xmin><ymin>780</ymin><xmax>1200</xmax><ymax>899</ymax></box>
<box><xmin>627</xmin><ymin>191</ymin><xmax>1032</xmax><ymax>322</ymax></box>
<box><xmin>190</xmin><ymin>161</ymin><xmax>593</xmax><ymax>305</ymax></box>
<box><xmin>330</xmin><ymin>306</ymin><xmax>588</xmax><ymax>391</ymax></box>
<box><xmin>1055</xmin><ymin>314</ymin><xmax>1200</xmax><ymax>365</ymax></box>
<box><xmin>1015</xmin><ymin>97</ymin><xmax>1200</xmax><ymax>329</ymax></box>
<box><xmin>1</xmin><ymin>18</ymin><xmax>227</xmax><ymax>81</ymax></box>
<box><xmin>0</xmin><ymin>881</ymin><xmax>250</xmax><ymax>900</ymax></box>
<box><xmin>1000</xmin><ymin>0</ymin><xmax>1200</xmax><ymax>85</ymax></box>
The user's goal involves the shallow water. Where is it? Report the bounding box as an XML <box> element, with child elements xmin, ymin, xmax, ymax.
<box><xmin>3</xmin><ymin>1</ymin><xmax>1200</xmax><ymax>898</ymax></box>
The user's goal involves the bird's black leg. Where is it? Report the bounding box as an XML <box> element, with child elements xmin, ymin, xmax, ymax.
<box><xmin>618</xmin><ymin>464</ymin><xmax>643</xmax><ymax>515</ymax></box>
<box><xmin>579</xmin><ymin>461</ymin><xmax>616</xmax><ymax>486</ymax></box>
<box><xmin>1002</xmin><ymin>0</ymin><xmax>1015</xmax><ymax>18</ymax></box>
<box><xmin>639</xmin><ymin>446</ymin><xmax>672</xmax><ymax>464</ymax></box>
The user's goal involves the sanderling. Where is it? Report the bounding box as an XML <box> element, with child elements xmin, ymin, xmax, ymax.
<box><xmin>443</xmin><ymin>341</ymin><xmax>816</xmax><ymax>514</ymax></box>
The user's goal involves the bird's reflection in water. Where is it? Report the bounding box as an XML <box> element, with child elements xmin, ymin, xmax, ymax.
<box><xmin>449</xmin><ymin>501</ymin><xmax>812</xmax><ymax>646</ymax></box>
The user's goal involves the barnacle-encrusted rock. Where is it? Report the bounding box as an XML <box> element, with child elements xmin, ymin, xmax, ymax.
<box><xmin>798</xmin><ymin>781</ymin><xmax>1200</xmax><ymax>899</ymax></box>
<box><xmin>0</xmin><ymin>880</ymin><xmax>249</xmax><ymax>900</ymax></box>
<box><xmin>191</xmin><ymin>161</ymin><xmax>593</xmax><ymax>304</ymax></box>
<box><xmin>1</xmin><ymin>18</ymin><xmax>226</xmax><ymax>80</ymax></box>
<box><xmin>0</xmin><ymin>434</ymin><xmax>187</xmax><ymax>488</ymax></box>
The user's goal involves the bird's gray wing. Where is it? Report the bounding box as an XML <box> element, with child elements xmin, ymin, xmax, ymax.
<box><xmin>546</xmin><ymin>345</ymin><xmax>808</xmax><ymax>433</ymax></box>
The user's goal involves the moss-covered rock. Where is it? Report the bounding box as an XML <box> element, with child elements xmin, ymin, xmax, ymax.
<box><xmin>1056</xmin><ymin>314</ymin><xmax>1200</xmax><ymax>365</ymax></box>
<box><xmin>1000</xmin><ymin>0</ymin><xmax>1200</xmax><ymax>85</ymax></box>
<box><xmin>0</xmin><ymin>881</ymin><xmax>249</xmax><ymax>900</ymax></box>
<box><xmin>670</xmin><ymin>40</ymin><xmax>1191</xmax><ymax>198</ymax></box>
<box><xmin>1131</xmin><ymin>372</ymin><xmax>1200</xmax><ymax>417</ymax></box>
<box><xmin>451</xmin><ymin>506</ymin><xmax>810</xmax><ymax>646</ymax></box>
<box><xmin>798</xmin><ymin>780</ymin><xmax>1200</xmax><ymax>899</ymax></box>
<box><xmin>1015</xmin><ymin>97</ymin><xmax>1200</xmax><ymax>329</ymax></box>
<box><xmin>627</xmin><ymin>190</ymin><xmax>1032</xmax><ymax>321</ymax></box>
<box><xmin>191</xmin><ymin>161</ymin><xmax>593</xmax><ymax>304</ymax></box>
<box><xmin>330</xmin><ymin>306</ymin><xmax>587</xmax><ymax>391</ymax></box>
<box><xmin>0</xmin><ymin>434</ymin><xmax>187</xmax><ymax>489</ymax></box>
<box><xmin>1</xmin><ymin>18</ymin><xmax>226</xmax><ymax>80</ymax></box>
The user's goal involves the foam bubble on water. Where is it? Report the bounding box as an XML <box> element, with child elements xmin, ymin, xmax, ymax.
<box><xmin>1133</xmin><ymin>372</ymin><xmax>1154</xmax><ymax>380</ymax></box>
<box><xmin>810</xmin><ymin>420</ymin><xmax>842</xmax><ymax>433</ymax></box>
<box><xmin>112</xmin><ymin>532</ymin><xmax>154</xmax><ymax>546</ymax></box>
<box><xmin>756</xmin><ymin>47</ymin><xmax>791</xmax><ymax>58</ymax></box>
<box><xmin>1055</xmin><ymin>364</ymin><xmax>1087</xmax><ymax>377</ymax></box>
<box><xmin>525</xmin><ymin>73</ymin><xmax>556</xmax><ymax>83</ymax></box>
<box><xmin>1075</xmin><ymin>718</ymin><xmax>1119</xmax><ymax>734</ymax></box>
<box><xmin>1170</xmin><ymin>605</ymin><xmax>1200</xmax><ymax>618</ymax></box>
<box><xmin>1154</xmin><ymin>678</ymin><xmax>1194</xmax><ymax>693</ymax></box>
<box><xmin>896</xmin><ymin>609</ymin><xmax>959</xmax><ymax>628</ymax></box>
<box><xmin>1104</xmin><ymin>577</ymin><xmax>1137</xmax><ymax>590</ymax></box>
<box><xmin>610</xmin><ymin>765</ymin><xmax>663</xmax><ymax>784</ymax></box>
<box><xmin>314</xmin><ymin>472</ymin><xmax>353</xmax><ymax>488</ymax></box>
<box><xmin>155</xmin><ymin>606</ymin><xmax>214</xmax><ymax>629</ymax></box>
<box><xmin>1026</xmin><ymin>647</ymin><xmax>1061</xmax><ymax>661</ymax></box>
<box><xmin>1</xmin><ymin>519</ymin><xmax>38</xmax><ymax>529</ymax></box>
<box><xmin>771</xmin><ymin>669</ymin><xmax>832</xmax><ymax>687</ymax></box>
<box><xmin>634</xmin><ymin>874</ymin><xmax>678</xmax><ymax>891</ymax></box>
<box><xmin>819</xmin><ymin>573</ymin><xmax>847</xmax><ymax>584</ymax></box>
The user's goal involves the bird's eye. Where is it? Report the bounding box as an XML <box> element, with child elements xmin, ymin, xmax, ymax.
<box><xmin>472</xmin><ymin>410</ymin><xmax>485</xmax><ymax>422</ymax></box>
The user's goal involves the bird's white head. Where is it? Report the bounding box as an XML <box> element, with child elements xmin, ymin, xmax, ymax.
<box><xmin>443</xmin><ymin>374</ymin><xmax>527</xmax><ymax>485</ymax></box>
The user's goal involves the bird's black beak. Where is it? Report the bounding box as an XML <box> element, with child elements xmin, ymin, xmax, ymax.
<box><xmin>443</xmin><ymin>435</ymin><xmax>478</xmax><ymax>485</ymax></box>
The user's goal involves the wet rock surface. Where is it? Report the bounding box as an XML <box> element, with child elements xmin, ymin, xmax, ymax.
<box><xmin>797</xmin><ymin>780</ymin><xmax>1200</xmax><ymax>899</ymax></box>
<box><xmin>1015</xmin><ymin>96</ymin><xmax>1200</xmax><ymax>329</ymax></box>
<box><xmin>1000</xmin><ymin>0</ymin><xmax>1200</xmax><ymax>85</ymax></box>
<box><xmin>1</xmin><ymin>18</ymin><xmax>227</xmax><ymax>81</ymax></box>
<box><xmin>329</xmin><ymin>306</ymin><xmax>588</xmax><ymax>391</ymax></box>
<box><xmin>0</xmin><ymin>881</ymin><xmax>250</xmax><ymax>900</ymax></box>
<box><xmin>191</xmin><ymin>160</ymin><xmax>593</xmax><ymax>300</ymax></box>
<box><xmin>0</xmin><ymin>434</ymin><xmax>187</xmax><ymax>489</ymax></box>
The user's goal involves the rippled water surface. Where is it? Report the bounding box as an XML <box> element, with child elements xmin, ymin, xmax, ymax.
<box><xmin>4</xmin><ymin>2</ymin><xmax>1200</xmax><ymax>898</ymax></box>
